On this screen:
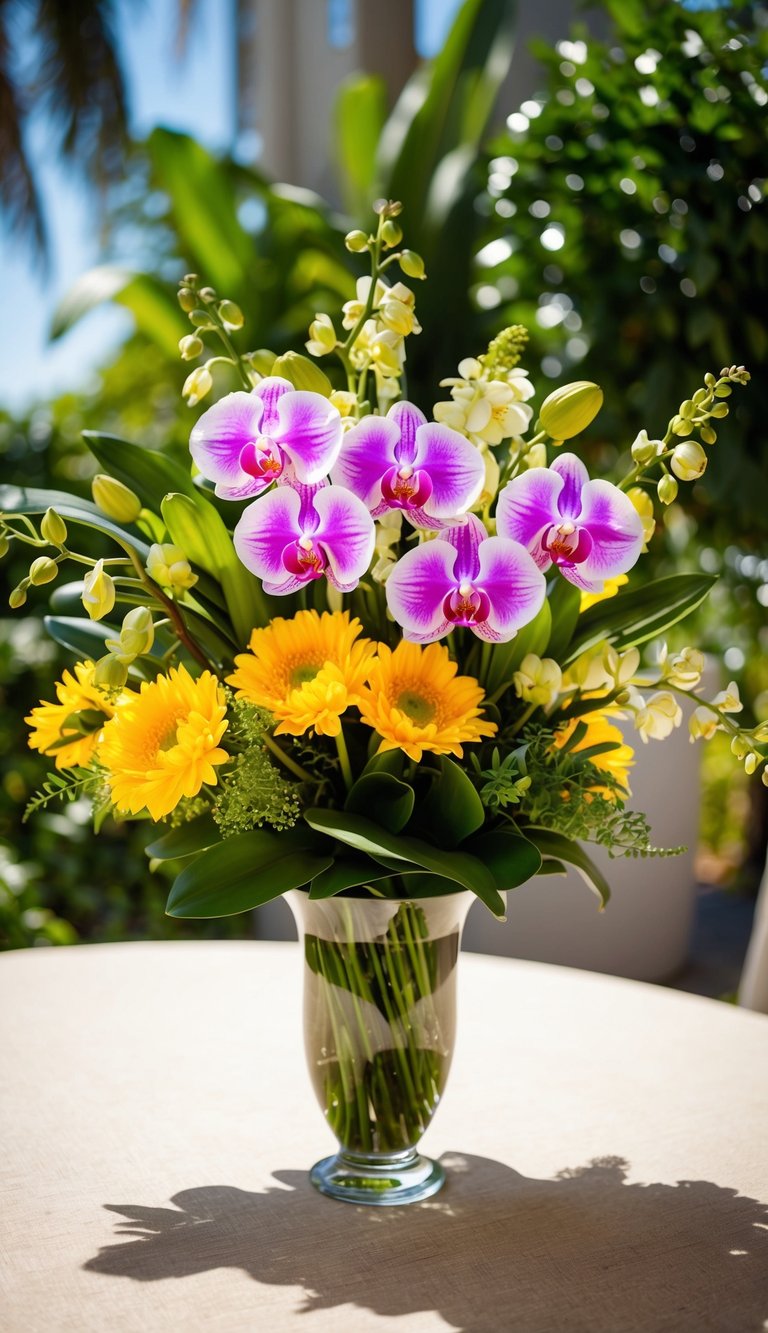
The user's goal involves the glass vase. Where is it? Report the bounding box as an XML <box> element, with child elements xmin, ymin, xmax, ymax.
<box><xmin>286</xmin><ymin>889</ymin><xmax>474</xmax><ymax>1206</ymax></box>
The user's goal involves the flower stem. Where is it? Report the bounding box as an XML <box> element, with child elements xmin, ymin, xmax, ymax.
<box><xmin>335</xmin><ymin>727</ymin><xmax>354</xmax><ymax>789</ymax></box>
<box><xmin>263</xmin><ymin>733</ymin><xmax>314</xmax><ymax>783</ymax></box>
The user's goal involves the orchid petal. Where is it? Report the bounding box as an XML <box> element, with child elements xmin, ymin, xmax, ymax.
<box><xmin>389</xmin><ymin>400</ymin><xmax>427</xmax><ymax>465</ymax></box>
<box><xmin>312</xmin><ymin>486</ymin><xmax>375</xmax><ymax>591</ymax></box>
<box><xmin>474</xmin><ymin>538</ymin><xmax>547</xmax><ymax>640</ymax></box>
<box><xmin>551</xmin><ymin>452</ymin><xmax>589</xmax><ymax>519</ymax></box>
<box><xmin>411</xmin><ymin>423</ymin><xmax>485</xmax><ymax>519</ymax></box>
<box><xmin>331</xmin><ymin>417</ymin><xmax>400</xmax><ymax>506</ymax></box>
<box><xmin>496</xmin><ymin>468</ymin><xmax>563</xmax><ymax>568</ymax></box>
<box><xmin>385</xmin><ymin>540</ymin><xmax>457</xmax><ymax>641</ymax></box>
<box><xmin>443</xmin><ymin>514</ymin><xmax>486</xmax><ymax>582</ymax></box>
<box><xmin>253</xmin><ymin>376</ymin><xmax>294</xmax><ymax>433</ymax></box>
<box><xmin>574</xmin><ymin>479</ymin><xmax>644</xmax><ymax>580</ymax></box>
<box><xmin>233</xmin><ymin>485</ymin><xmax>302</xmax><ymax>583</ymax></box>
<box><xmin>189</xmin><ymin>391</ymin><xmax>265</xmax><ymax>498</ymax></box>
<box><xmin>275</xmin><ymin>391</ymin><xmax>344</xmax><ymax>483</ymax></box>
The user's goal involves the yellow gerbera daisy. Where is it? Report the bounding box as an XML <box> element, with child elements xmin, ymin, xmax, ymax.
<box><xmin>26</xmin><ymin>660</ymin><xmax>129</xmax><ymax>770</ymax></box>
<box><xmin>554</xmin><ymin>710</ymin><xmax>634</xmax><ymax>799</ymax></box>
<box><xmin>359</xmin><ymin>641</ymin><xmax>497</xmax><ymax>763</ymax></box>
<box><xmin>100</xmin><ymin>666</ymin><xmax>229</xmax><ymax>821</ymax></box>
<box><xmin>227</xmin><ymin>610</ymin><xmax>375</xmax><ymax>738</ymax></box>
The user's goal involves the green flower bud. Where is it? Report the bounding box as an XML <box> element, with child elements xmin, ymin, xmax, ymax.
<box><xmin>704</xmin><ymin>372</ymin><xmax>717</xmax><ymax>388</ymax></box>
<box><xmin>710</xmin><ymin>402</ymin><xmax>729</xmax><ymax>419</ymax></box>
<box><xmin>630</xmin><ymin>429</ymin><xmax>660</xmax><ymax>466</ymax></box>
<box><xmin>657</xmin><ymin>473</ymin><xmax>678</xmax><ymax>505</ymax></box>
<box><xmin>539</xmin><ymin>381</ymin><xmax>604</xmax><ymax>440</ymax></box>
<box><xmin>700</xmin><ymin>425</ymin><xmax>717</xmax><ymax>445</ymax></box>
<box><xmin>305</xmin><ymin>314</ymin><xmax>337</xmax><ymax>356</ymax></box>
<box><xmin>679</xmin><ymin>399</ymin><xmax>696</xmax><ymax>420</ymax></box>
<box><xmin>398</xmin><ymin>250</ymin><xmax>426</xmax><ymax>279</ymax></box>
<box><xmin>714</xmin><ymin>383</ymin><xmax>732</xmax><ymax>398</ymax></box>
<box><xmin>92</xmin><ymin>474</ymin><xmax>143</xmax><ymax>524</ymax></box>
<box><xmin>270</xmin><ymin>351</ymin><xmax>332</xmax><ymax>397</ymax></box>
<box><xmin>381</xmin><ymin>219</ymin><xmax>403</xmax><ymax>248</ymax></box>
<box><xmin>93</xmin><ymin>655</ymin><xmax>129</xmax><ymax>690</ymax></box>
<box><xmin>82</xmin><ymin>560</ymin><xmax>116</xmax><ymax>621</ymax></box>
<box><xmin>671</xmin><ymin>415</ymin><xmax>693</xmax><ymax>436</ymax></box>
<box><xmin>692</xmin><ymin>387</ymin><xmax>710</xmax><ymax>406</ymax></box>
<box><xmin>199</xmin><ymin>286</ymin><xmax>217</xmax><ymax>303</ymax></box>
<box><xmin>218</xmin><ymin>300</ymin><xmax>244</xmax><ymax>329</ymax></box>
<box><xmin>105</xmin><ymin>606</ymin><xmax>155</xmax><ymax>663</ymax></box>
<box><xmin>177</xmin><ymin>287</ymin><xmax>197</xmax><ymax>312</ymax></box>
<box><xmin>182</xmin><ymin>365</ymin><xmax>213</xmax><ymax>406</ymax></box>
<box><xmin>671</xmin><ymin>440</ymin><xmax>707</xmax><ymax>481</ymax></box>
<box><xmin>189</xmin><ymin>310</ymin><xmax>216</xmax><ymax>329</ymax></box>
<box><xmin>9</xmin><ymin>584</ymin><xmax>28</xmax><ymax>609</ymax></box>
<box><xmin>179</xmin><ymin>334</ymin><xmax>204</xmax><ymax>360</ymax></box>
<box><xmin>29</xmin><ymin>556</ymin><xmax>58</xmax><ymax>586</ymax></box>
<box><xmin>0</xmin><ymin>532</ymin><xmax>9</xmax><ymax>558</ymax></box>
<box><xmin>182</xmin><ymin>273</ymin><xmax>199</xmax><ymax>287</ymax></box>
<box><xmin>245</xmin><ymin>349</ymin><xmax>277</xmax><ymax>376</ymax></box>
<box><xmin>344</xmin><ymin>230</ymin><xmax>369</xmax><ymax>253</ymax></box>
<box><xmin>40</xmin><ymin>507</ymin><xmax>68</xmax><ymax>546</ymax></box>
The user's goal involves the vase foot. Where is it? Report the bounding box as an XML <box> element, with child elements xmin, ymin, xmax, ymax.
<box><xmin>310</xmin><ymin>1147</ymin><xmax>445</xmax><ymax>1206</ymax></box>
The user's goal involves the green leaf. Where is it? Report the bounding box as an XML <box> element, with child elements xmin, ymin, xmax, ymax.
<box><xmin>303</xmin><ymin>808</ymin><xmax>505</xmax><ymax>916</ymax></box>
<box><xmin>537</xmin><ymin>859</ymin><xmax>567</xmax><ymax>877</ymax></box>
<box><xmin>83</xmin><ymin>432</ymin><xmax>198</xmax><ymax>512</ymax></box>
<box><xmin>308</xmin><ymin>854</ymin><xmax>395</xmax><ymax>899</ymax></box>
<box><xmin>545</xmin><ymin>576</ymin><xmax>582</xmax><ymax>659</ymax></box>
<box><xmin>524</xmin><ymin>827</ymin><xmax>612</xmax><ymax>909</ymax></box>
<box><xmin>412</xmin><ymin>756</ymin><xmax>485</xmax><ymax>848</ymax></box>
<box><xmin>464</xmin><ymin>828</ymin><xmax>542</xmax><ymax>889</ymax></box>
<box><xmin>43</xmin><ymin>616</ymin><xmax>112</xmax><ymax>657</ymax></box>
<box><xmin>567</xmin><ymin>574</ymin><xmax>716</xmax><ymax>661</ymax></box>
<box><xmin>145</xmin><ymin>816</ymin><xmax>221</xmax><ymax>861</ymax></box>
<box><xmin>335</xmin><ymin>74</ymin><xmax>388</xmax><ymax>217</ymax></box>
<box><xmin>484</xmin><ymin>599</ymin><xmax>552</xmax><ymax>698</ymax></box>
<box><xmin>166</xmin><ymin>828</ymin><xmax>333</xmax><ymax>917</ymax></box>
<box><xmin>344</xmin><ymin>772</ymin><xmax>415</xmax><ymax>834</ymax></box>
<box><xmin>162</xmin><ymin>492</ymin><xmax>276</xmax><ymax>646</ymax></box>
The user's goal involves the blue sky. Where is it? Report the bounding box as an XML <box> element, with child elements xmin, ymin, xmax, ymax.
<box><xmin>0</xmin><ymin>0</ymin><xmax>460</xmax><ymax>415</ymax></box>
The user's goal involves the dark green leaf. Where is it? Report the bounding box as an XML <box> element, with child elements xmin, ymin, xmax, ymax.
<box><xmin>84</xmin><ymin>432</ymin><xmax>199</xmax><ymax>512</ymax></box>
<box><xmin>412</xmin><ymin>755</ymin><xmax>484</xmax><ymax>848</ymax></box>
<box><xmin>0</xmin><ymin>486</ymin><xmax>150</xmax><ymax>559</ymax></box>
<box><xmin>145</xmin><ymin>816</ymin><xmax>221</xmax><ymax>861</ymax></box>
<box><xmin>485</xmin><ymin>599</ymin><xmax>552</xmax><ymax>698</ymax></box>
<box><xmin>344</xmin><ymin>772</ymin><xmax>415</xmax><ymax>834</ymax></box>
<box><xmin>43</xmin><ymin>616</ymin><xmax>112</xmax><ymax>657</ymax></box>
<box><xmin>567</xmin><ymin>574</ymin><xmax>716</xmax><ymax>661</ymax></box>
<box><xmin>464</xmin><ymin>828</ymin><xmax>542</xmax><ymax>889</ymax></box>
<box><xmin>545</xmin><ymin>576</ymin><xmax>582</xmax><ymax>659</ymax></box>
<box><xmin>524</xmin><ymin>827</ymin><xmax>612</xmax><ymax>909</ymax></box>
<box><xmin>166</xmin><ymin>827</ymin><xmax>333</xmax><ymax>917</ymax></box>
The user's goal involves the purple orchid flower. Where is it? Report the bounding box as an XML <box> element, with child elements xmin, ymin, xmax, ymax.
<box><xmin>385</xmin><ymin>513</ymin><xmax>546</xmax><ymax>643</ymax></box>
<box><xmin>189</xmin><ymin>376</ymin><xmax>343</xmax><ymax>501</ymax></box>
<box><xmin>233</xmin><ymin>482</ymin><xmax>375</xmax><ymax>595</ymax></box>
<box><xmin>496</xmin><ymin>453</ymin><xmax>644</xmax><ymax>592</ymax></box>
<box><xmin>331</xmin><ymin>400</ymin><xmax>485</xmax><ymax>529</ymax></box>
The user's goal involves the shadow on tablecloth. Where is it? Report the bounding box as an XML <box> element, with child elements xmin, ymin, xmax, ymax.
<box><xmin>84</xmin><ymin>1154</ymin><xmax>768</xmax><ymax>1332</ymax></box>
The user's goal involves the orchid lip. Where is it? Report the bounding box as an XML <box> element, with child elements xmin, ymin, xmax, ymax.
<box><xmin>380</xmin><ymin>465</ymin><xmax>433</xmax><ymax>510</ymax></box>
<box><xmin>543</xmin><ymin>522</ymin><xmax>592</xmax><ymax>564</ymax></box>
<box><xmin>443</xmin><ymin>585</ymin><xmax>491</xmax><ymax>626</ymax></box>
<box><xmin>282</xmin><ymin>539</ymin><xmax>327</xmax><ymax>580</ymax></box>
<box><xmin>239</xmin><ymin>440</ymin><xmax>284</xmax><ymax>481</ymax></box>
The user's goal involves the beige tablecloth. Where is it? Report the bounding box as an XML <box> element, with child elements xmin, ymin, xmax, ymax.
<box><xmin>1</xmin><ymin>941</ymin><xmax>767</xmax><ymax>1332</ymax></box>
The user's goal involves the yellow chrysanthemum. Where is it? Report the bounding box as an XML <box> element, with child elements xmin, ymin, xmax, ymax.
<box><xmin>100</xmin><ymin>666</ymin><xmax>228</xmax><ymax>821</ymax></box>
<box><xmin>25</xmin><ymin>660</ymin><xmax>129</xmax><ymax>770</ymax></box>
<box><xmin>579</xmin><ymin>573</ymin><xmax>628</xmax><ymax>613</ymax></box>
<box><xmin>554</xmin><ymin>710</ymin><xmax>634</xmax><ymax>799</ymax></box>
<box><xmin>359</xmin><ymin>641</ymin><xmax>497</xmax><ymax>763</ymax></box>
<box><xmin>227</xmin><ymin>610</ymin><xmax>375</xmax><ymax>738</ymax></box>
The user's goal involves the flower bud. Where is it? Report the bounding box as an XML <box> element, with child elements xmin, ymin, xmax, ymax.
<box><xmin>82</xmin><ymin>560</ymin><xmax>116</xmax><ymax>621</ymax></box>
<box><xmin>0</xmin><ymin>532</ymin><xmax>9</xmax><ymax>558</ymax></box>
<box><xmin>244</xmin><ymin>348</ymin><xmax>277</xmax><ymax>377</ymax></box>
<box><xmin>305</xmin><ymin>314</ymin><xmax>337</xmax><ymax>357</ymax></box>
<box><xmin>378</xmin><ymin>298</ymin><xmax>418</xmax><ymax>336</ymax></box>
<box><xmin>329</xmin><ymin>389</ymin><xmax>358</xmax><ymax>418</ymax></box>
<box><xmin>345</xmin><ymin>230</ymin><xmax>369</xmax><ymax>253</ymax></box>
<box><xmin>189</xmin><ymin>310</ymin><xmax>216</xmax><ymax>330</ymax></box>
<box><xmin>182</xmin><ymin>365</ymin><xmax>213</xmax><ymax>406</ymax></box>
<box><xmin>399</xmin><ymin>250</ymin><xmax>425</xmax><ymax>279</ymax></box>
<box><xmin>29</xmin><ymin>556</ymin><xmax>58</xmax><ymax>586</ymax></box>
<box><xmin>182</xmin><ymin>273</ymin><xmax>199</xmax><ymax>286</ymax></box>
<box><xmin>380</xmin><ymin>219</ymin><xmax>403</xmax><ymax>248</ymax></box>
<box><xmin>199</xmin><ymin>287</ymin><xmax>217</xmax><ymax>303</ymax></box>
<box><xmin>271</xmin><ymin>351</ymin><xmax>332</xmax><ymax>396</ymax></box>
<box><xmin>671</xmin><ymin>415</ymin><xmax>693</xmax><ymax>436</ymax></box>
<box><xmin>700</xmin><ymin>426</ymin><xmax>717</xmax><ymax>445</ymax></box>
<box><xmin>40</xmin><ymin>508</ymin><xmax>68</xmax><ymax>546</ymax></box>
<box><xmin>744</xmin><ymin>752</ymin><xmax>758</xmax><ymax>776</ymax></box>
<box><xmin>513</xmin><ymin>654</ymin><xmax>563</xmax><ymax>707</ymax></box>
<box><xmin>689</xmin><ymin>707</ymin><xmax>719</xmax><ymax>742</ymax></box>
<box><xmin>146</xmin><ymin>543</ymin><xmax>198</xmax><ymax>594</ymax></box>
<box><xmin>671</xmin><ymin>440</ymin><xmax>707</xmax><ymax>481</ymax></box>
<box><xmin>105</xmin><ymin>606</ymin><xmax>155</xmax><ymax>663</ymax></box>
<box><xmin>630</xmin><ymin>429</ymin><xmax>661</xmax><ymax>466</ymax></box>
<box><xmin>710</xmin><ymin>401</ymin><xmax>729</xmax><ymax>419</ymax></box>
<box><xmin>9</xmin><ymin>583</ymin><xmax>28</xmax><ymax>608</ymax></box>
<box><xmin>657</xmin><ymin>473</ymin><xmax>678</xmax><ymax>505</ymax></box>
<box><xmin>177</xmin><ymin>287</ymin><xmax>196</xmax><ymax>312</ymax></box>
<box><xmin>218</xmin><ymin>300</ymin><xmax>244</xmax><ymax>329</ymax></box>
<box><xmin>539</xmin><ymin>381</ymin><xmax>603</xmax><ymax>439</ymax></box>
<box><xmin>93</xmin><ymin>655</ymin><xmax>129</xmax><ymax>690</ymax></box>
<box><xmin>179</xmin><ymin>334</ymin><xmax>204</xmax><ymax>361</ymax></box>
<box><xmin>92</xmin><ymin>474</ymin><xmax>143</xmax><ymax>524</ymax></box>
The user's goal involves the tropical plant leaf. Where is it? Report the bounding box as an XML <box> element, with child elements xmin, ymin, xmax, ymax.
<box><xmin>303</xmin><ymin>807</ymin><xmax>505</xmax><ymax>916</ymax></box>
<box><xmin>523</xmin><ymin>827</ymin><xmax>612</xmax><ymax>909</ymax></box>
<box><xmin>335</xmin><ymin>74</ymin><xmax>388</xmax><ymax>218</ymax></box>
<box><xmin>145</xmin><ymin>816</ymin><xmax>221</xmax><ymax>861</ymax></box>
<box><xmin>566</xmin><ymin>574</ymin><xmax>717</xmax><ymax>660</ymax></box>
<box><xmin>308</xmin><ymin>854</ymin><xmax>397</xmax><ymax>899</ymax></box>
<box><xmin>344</xmin><ymin>772</ymin><xmax>415</xmax><ymax>834</ymax></box>
<box><xmin>545</xmin><ymin>576</ymin><xmax>582</xmax><ymax>660</ymax></box>
<box><xmin>166</xmin><ymin>827</ymin><xmax>333</xmax><ymax>917</ymax></box>
<box><xmin>411</xmin><ymin>755</ymin><xmax>485</xmax><ymax>848</ymax></box>
<box><xmin>51</xmin><ymin>266</ymin><xmax>186</xmax><ymax>356</ymax></box>
<box><xmin>0</xmin><ymin>486</ymin><xmax>150</xmax><ymax>559</ymax></box>
<box><xmin>43</xmin><ymin>615</ymin><xmax>112</xmax><ymax>657</ymax></box>
<box><xmin>464</xmin><ymin>827</ymin><xmax>542</xmax><ymax>889</ymax></box>
<box><xmin>84</xmin><ymin>431</ymin><xmax>198</xmax><ymax>511</ymax></box>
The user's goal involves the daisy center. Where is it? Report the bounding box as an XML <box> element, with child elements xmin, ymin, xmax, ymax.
<box><xmin>291</xmin><ymin>662</ymin><xmax>322</xmax><ymax>687</ymax></box>
<box><xmin>396</xmin><ymin>689</ymin><xmax>436</xmax><ymax>726</ymax></box>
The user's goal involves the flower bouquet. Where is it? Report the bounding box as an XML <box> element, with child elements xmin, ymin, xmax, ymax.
<box><xmin>6</xmin><ymin>202</ymin><xmax>762</xmax><ymax>1204</ymax></box>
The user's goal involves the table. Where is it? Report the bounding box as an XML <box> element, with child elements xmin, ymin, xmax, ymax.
<box><xmin>2</xmin><ymin>942</ymin><xmax>767</xmax><ymax>1332</ymax></box>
